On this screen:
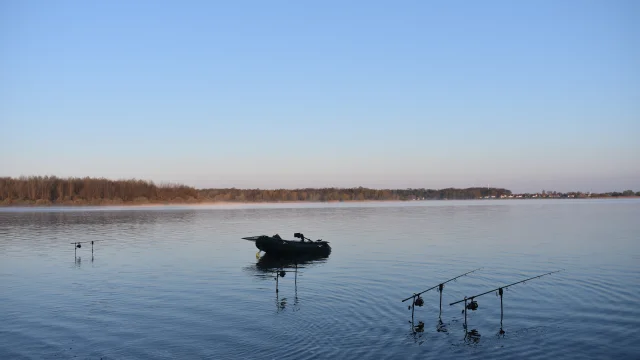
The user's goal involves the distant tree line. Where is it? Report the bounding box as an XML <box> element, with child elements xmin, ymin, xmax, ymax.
<box><xmin>0</xmin><ymin>176</ymin><xmax>198</xmax><ymax>205</ymax></box>
<box><xmin>197</xmin><ymin>187</ymin><xmax>511</xmax><ymax>202</ymax></box>
<box><xmin>0</xmin><ymin>176</ymin><xmax>513</xmax><ymax>205</ymax></box>
<box><xmin>2</xmin><ymin>176</ymin><xmax>635</xmax><ymax>206</ymax></box>
<box><xmin>532</xmin><ymin>190</ymin><xmax>640</xmax><ymax>198</ymax></box>
<box><xmin>593</xmin><ymin>190</ymin><xmax>640</xmax><ymax>197</ymax></box>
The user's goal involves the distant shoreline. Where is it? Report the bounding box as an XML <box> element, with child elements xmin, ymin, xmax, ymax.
<box><xmin>2</xmin><ymin>196</ymin><xmax>638</xmax><ymax>208</ymax></box>
<box><xmin>1</xmin><ymin>176</ymin><xmax>638</xmax><ymax>206</ymax></box>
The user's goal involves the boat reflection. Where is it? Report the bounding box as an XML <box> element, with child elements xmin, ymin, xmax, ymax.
<box><xmin>245</xmin><ymin>252</ymin><xmax>330</xmax><ymax>312</ymax></box>
<box><xmin>254</xmin><ymin>252</ymin><xmax>330</xmax><ymax>273</ymax></box>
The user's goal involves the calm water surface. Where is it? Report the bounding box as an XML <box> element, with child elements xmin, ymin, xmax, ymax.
<box><xmin>1</xmin><ymin>200</ymin><xmax>639</xmax><ymax>359</ymax></box>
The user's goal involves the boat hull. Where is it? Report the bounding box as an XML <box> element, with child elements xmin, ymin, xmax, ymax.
<box><xmin>251</xmin><ymin>235</ymin><xmax>331</xmax><ymax>256</ymax></box>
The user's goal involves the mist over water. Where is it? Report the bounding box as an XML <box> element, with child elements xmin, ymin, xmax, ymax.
<box><xmin>1</xmin><ymin>200</ymin><xmax>639</xmax><ymax>359</ymax></box>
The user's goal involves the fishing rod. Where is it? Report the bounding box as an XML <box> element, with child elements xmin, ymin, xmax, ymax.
<box><xmin>69</xmin><ymin>240</ymin><xmax>105</xmax><ymax>246</ymax></box>
<box><xmin>402</xmin><ymin>267</ymin><xmax>483</xmax><ymax>302</ymax></box>
<box><xmin>449</xmin><ymin>270</ymin><xmax>563</xmax><ymax>306</ymax></box>
<box><xmin>402</xmin><ymin>268</ymin><xmax>482</xmax><ymax>331</ymax></box>
<box><xmin>449</xmin><ymin>269</ymin><xmax>563</xmax><ymax>333</ymax></box>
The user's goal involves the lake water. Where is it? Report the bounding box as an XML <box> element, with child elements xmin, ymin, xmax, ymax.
<box><xmin>1</xmin><ymin>200</ymin><xmax>639</xmax><ymax>359</ymax></box>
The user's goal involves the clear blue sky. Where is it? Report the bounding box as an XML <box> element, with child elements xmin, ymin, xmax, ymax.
<box><xmin>1</xmin><ymin>0</ymin><xmax>638</xmax><ymax>192</ymax></box>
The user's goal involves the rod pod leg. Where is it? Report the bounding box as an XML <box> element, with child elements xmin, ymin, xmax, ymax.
<box><xmin>499</xmin><ymin>287</ymin><xmax>505</xmax><ymax>335</ymax></box>
<box><xmin>439</xmin><ymin>283</ymin><xmax>444</xmax><ymax>319</ymax></box>
<box><xmin>411</xmin><ymin>295</ymin><xmax>416</xmax><ymax>327</ymax></box>
<box><xmin>463</xmin><ymin>298</ymin><xmax>467</xmax><ymax>330</ymax></box>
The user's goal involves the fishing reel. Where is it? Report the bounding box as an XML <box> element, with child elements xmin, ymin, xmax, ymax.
<box><xmin>407</xmin><ymin>295</ymin><xmax>424</xmax><ymax>310</ymax></box>
<box><xmin>278</xmin><ymin>270</ymin><xmax>286</xmax><ymax>278</ymax></box>
<box><xmin>466</xmin><ymin>300</ymin><xmax>479</xmax><ymax>311</ymax></box>
<box><xmin>76</xmin><ymin>243</ymin><xmax>81</xmax><ymax>248</ymax></box>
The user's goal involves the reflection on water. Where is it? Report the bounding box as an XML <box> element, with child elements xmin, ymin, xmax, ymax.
<box><xmin>407</xmin><ymin>320</ymin><xmax>426</xmax><ymax>346</ymax></box>
<box><xmin>464</xmin><ymin>329</ymin><xmax>482</xmax><ymax>344</ymax></box>
<box><xmin>437</xmin><ymin>318</ymin><xmax>447</xmax><ymax>332</ymax></box>
<box><xmin>254</xmin><ymin>252</ymin><xmax>330</xmax><ymax>272</ymax></box>
<box><xmin>247</xmin><ymin>252</ymin><xmax>331</xmax><ymax>312</ymax></box>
